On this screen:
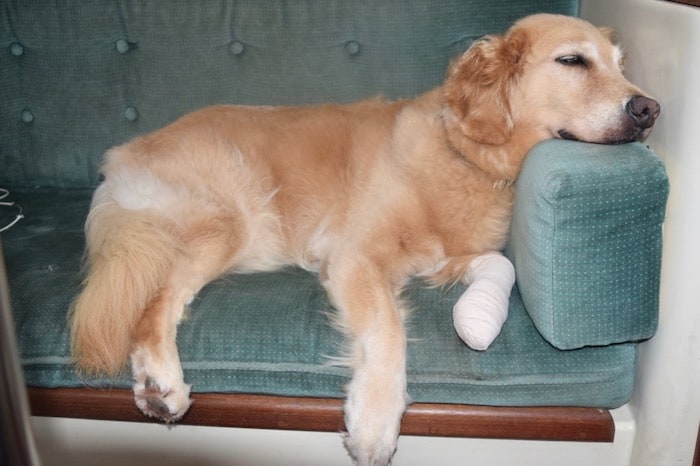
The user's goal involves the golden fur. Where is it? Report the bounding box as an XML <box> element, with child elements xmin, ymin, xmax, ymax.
<box><xmin>70</xmin><ymin>14</ymin><xmax>658</xmax><ymax>466</ymax></box>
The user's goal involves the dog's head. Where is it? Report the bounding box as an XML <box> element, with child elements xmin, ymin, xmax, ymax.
<box><xmin>444</xmin><ymin>14</ymin><xmax>659</xmax><ymax>146</ymax></box>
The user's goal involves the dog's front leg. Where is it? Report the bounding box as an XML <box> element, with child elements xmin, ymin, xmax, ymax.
<box><xmin>324</xmin><ymin>258</ymin><xmax>408</xmax><ymax>466</ymax></box>
<box><xmin>343</xmin><ymin>328</ymin><xmax>407</xmax><ymax>466</ymax></box>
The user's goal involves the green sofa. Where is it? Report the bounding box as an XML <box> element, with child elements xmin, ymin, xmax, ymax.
<box><xmin>0</xmin><ymin>0</ymin><xmax>668</xmax><ymax>443</ymax></box>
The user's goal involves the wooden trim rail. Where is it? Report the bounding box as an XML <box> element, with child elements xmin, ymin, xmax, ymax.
<box><xmin>28</xmin><ymin>387</ymin><xmax>614</xmax><ymax>442</ymax></box>
<box><xmin>665</xmin><ymin>0</ymin><xmax>700</xmax><ymax>7</ymax></box>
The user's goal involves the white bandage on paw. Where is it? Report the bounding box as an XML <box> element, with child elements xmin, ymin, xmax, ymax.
<box><xmin>453</xmin><ymin>253</ymin><xmax>515</xmax><ymax>351</ymax></box>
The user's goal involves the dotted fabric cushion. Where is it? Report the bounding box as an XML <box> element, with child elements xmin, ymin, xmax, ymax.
<box><xmin>4</xmin><ymin>187</ymin><xmax>638</xmax><ymax>408</ymax></box>
<box><xmin>507</xmin><ymin>140</ymin><xmax>669</xmax><ymax>350</ymax></box>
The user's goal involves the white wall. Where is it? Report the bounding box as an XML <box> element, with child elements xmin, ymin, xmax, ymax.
<box><xmin>581</xmin><ymin>1</ymin><xmax>700</xmax><ymax>464</ymax></box>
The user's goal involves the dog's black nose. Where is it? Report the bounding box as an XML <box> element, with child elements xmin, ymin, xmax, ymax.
<box><xmin>626</xmin><ymin>95</ymin><xmax>660</xmax><ymax>129</ymax></box>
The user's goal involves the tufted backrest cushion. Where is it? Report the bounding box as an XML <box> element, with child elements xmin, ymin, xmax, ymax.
<box><xmin>0</xmin><ymin>0</ymin><xmax>578</xmax><ymax>188</ymax></box>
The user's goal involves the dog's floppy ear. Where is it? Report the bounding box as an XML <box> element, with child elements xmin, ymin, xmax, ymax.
<box><xmin>444</xmin><ymin>31</ymin><xmax>527</xmax><ymax>145</ymax></box>
<box><xmin>598</xmin><ymin>26</ymin><xmax>617</xmax><ymax>43</ymax></box>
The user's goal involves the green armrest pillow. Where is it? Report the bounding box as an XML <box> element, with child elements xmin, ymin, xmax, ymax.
<box><xmin>506</xmin><ymin>140</ymin><xmax>669</xmax><ymax>350</ymax></box>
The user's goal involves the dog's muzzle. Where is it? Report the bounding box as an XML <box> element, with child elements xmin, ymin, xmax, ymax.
<box><xmin>558</xmin><ymin>95</ymin><xmax>661</xmax><ymax>144</ymax></box>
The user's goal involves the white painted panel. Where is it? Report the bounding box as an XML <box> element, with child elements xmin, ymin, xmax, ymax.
<box><xmin>581</xmin><ymin>2</ymin><xmax>700</xmax><ymax>465</ymax></box>
<box><xmin>33</xmin><ymin>408</ymin><xmax>635</xmax><ymax>466</ymax></box>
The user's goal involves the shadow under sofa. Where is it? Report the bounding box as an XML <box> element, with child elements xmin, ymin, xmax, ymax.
<box><xmin>0</xmin><ymin>0</ymin><xmax>669</xmax><ymax>450</ymax></box>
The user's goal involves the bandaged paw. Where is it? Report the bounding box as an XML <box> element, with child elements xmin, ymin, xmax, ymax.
<box><xmin>453</xmin><ymin>253</ymin><xmax>515</xmax><ymax>350</ymax></box>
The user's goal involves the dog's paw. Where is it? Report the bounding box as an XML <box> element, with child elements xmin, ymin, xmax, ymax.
<box><xmin>343</xmin><ymin>428</ymin><xmax>399</xmax><ymax>466</ymax></box>
<box><xmin>131</xmin><ymin>348</ymin><xmax>192</xmax><ymax>423</ymax></box>
<box><xmin>133</xmin><ymin>375</ymin><xmax>191</xmax><ymax>423</ymax></box>
<box><xmin>342</xmin><ymin>374</ymin><xmax>407</xmax><ymax>466</ymax></box>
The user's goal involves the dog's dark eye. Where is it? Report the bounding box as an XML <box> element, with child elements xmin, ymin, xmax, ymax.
<box><xmin>556</xmin><ymin>55</ymin><xmax>587</xmax><ymax>67</ymax></box>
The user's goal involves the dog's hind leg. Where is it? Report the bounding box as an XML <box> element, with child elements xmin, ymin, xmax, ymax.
<box><xmin>130</xmin><ymin>214</ymin><xmax>245</xmax><ymax>422</ymax></box>
<box><xmin>323</xmin><ymin>255</ymin><xmax>409</xmax><ymax>466</ymax></box>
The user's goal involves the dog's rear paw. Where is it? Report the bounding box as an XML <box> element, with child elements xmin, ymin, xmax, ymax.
<box><xmin>133</xmin><ymin>375</ymin><xmax>191</xmax><ymax>423</ymax></box>
<box><xmin>131</xmin><ymin>348</ymin><xmax>192</xmax><ymax>423</ymax></box>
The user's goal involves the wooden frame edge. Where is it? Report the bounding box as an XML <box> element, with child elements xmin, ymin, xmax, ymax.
<box><xmin>28</xmin><ymin>387</ymin><xmax>614</xmax><ymax>442</ymax></box>
<box><xmin>664</xmin><ymin>0</ymin><xmax>700</xmax><ymax>7</ymax></box>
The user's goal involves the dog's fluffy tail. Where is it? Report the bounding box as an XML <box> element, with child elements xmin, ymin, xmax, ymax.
<box><xmin>70</xmin><ymin>197</ymin><xmax>181</xmax><ymax>377</ymax></box>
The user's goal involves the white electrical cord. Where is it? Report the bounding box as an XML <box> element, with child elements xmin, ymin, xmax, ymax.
<box><xmin>0</xmin><ymin>189</ymin><xmax>24</xmax><ymax>233</ymax></box>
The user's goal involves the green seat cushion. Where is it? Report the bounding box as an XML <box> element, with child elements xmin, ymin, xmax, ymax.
<box><xmin>4</xmin><ymin>188</ymin><xmax>636</xmax><ymax>408</ymax></box>
<box><xmin>507</xmin><ymin>141</ymin><xmax>669</xmax><ymax>350</ymax></box>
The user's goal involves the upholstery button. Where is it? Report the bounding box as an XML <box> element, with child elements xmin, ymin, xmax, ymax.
<box><xmin>345</xmin><ymin>40</ymin><xmax>361</xmax><ymax>56</ymax></box>
<box><xmin>10</xmin><ymin>42</ymin><xmax>24</xmax><ymax>57</ymax></box>
<box><xmin>115</xmin><ymin>38</ymin><xmax>130</xmax><ymax>54</ymax></box>
<box><xmin>21</xmin><ymin>109</ymin><xmax>34</xmax><ymax>124</ymax></box>
<box><xmin>124</xmin><ymin>107</ymin><xmax>139</xmax><ymax>122</ymax></box>
<box><xmin>229</xmin><ymin>40</ymin><xmax>245</xmax><ymax>56</ymax></box>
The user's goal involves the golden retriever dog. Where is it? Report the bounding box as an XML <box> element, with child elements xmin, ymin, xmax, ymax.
<box><xmin>70</xmin><ymin>14</ymin><xmax>658</xmax><ymax>465</ymax></box>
